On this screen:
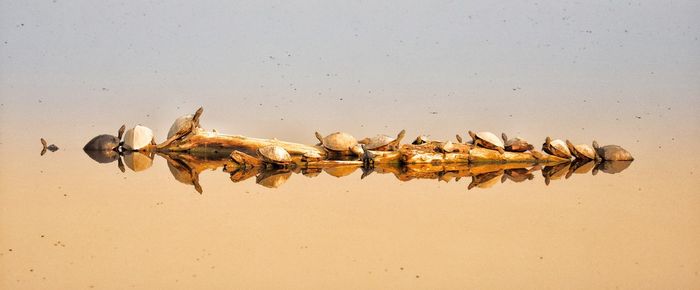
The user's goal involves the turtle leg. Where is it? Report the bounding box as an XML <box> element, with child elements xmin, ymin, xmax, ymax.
<box><xmin>156</xmin><ymin>134</ymin><xmax>182</xmax><ymax>149</ymax></box>
<box><xmin>497</xmin><ymin>147</ymin><xmax>504</xmax><ymax>154</ymax></box>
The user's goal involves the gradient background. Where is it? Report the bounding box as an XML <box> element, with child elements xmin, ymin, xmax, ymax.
<box><xmin>1</xmin><ymin>1</ymin><xmax>699</xmax><ymax>289</ymax></box>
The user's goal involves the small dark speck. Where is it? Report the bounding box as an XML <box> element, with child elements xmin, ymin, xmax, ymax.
<box><xmin>29</xmin><ymin>269</ymin><xmax>33</xmax><ymax>272</ymax></box>
<box><xmin>416</xmin><ymin>275</ymin><xmax>420</xmax><ymax>278</ymax></box>
<box><xmin>429</xmin><ymin>112</ymin><xmax>438</xmax><ymax>115</ymax></box>
<box><xmin>400</xmin><ymin>267</ymin><xmax>404</xmax><ymax>270</ymax></box>
<box><xmin>38</xmin><ymin>99</ymin><xmax>42</xmax><ymax>103</ymax></box>
<box><xmin>635</xmin><ymin>116</ymin><xmax>641</xmax><ymax>119</ymax></box>
<box><xmin>339</xmin><ymin>98</ymin><xmax>343</xmax><ymax>101</ymax></box>
<box><xmin>539</xmin><ymin>256</ymin><xmax>543</xmax><ymax>259</ymax></box>
<box><xmin>8</xmin><ymin>249</ymin><xmax>12</xmax><ymax>252</ymax></box>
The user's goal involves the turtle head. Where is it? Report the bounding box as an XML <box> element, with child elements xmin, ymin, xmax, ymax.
<box><xmin>527</xmin><ymin>144</ymin><xmax>534</xmax><ymax>151</ymax></box>
<box><xmin>545</xmin><ymin>136</ymin><xmax>552</xmax><ymax>144</ymax></box>
<box><xmin>592</xmin><ymin>140</ymin><xmax>599</xmax><ymax>150</ymax></box>
<box><xmin>468</xmin><ymin>131</ymin><xmax>476</xmax><ymax>141</ymax></box>
<box><xmin>501</xmin><ymin>133</ymin><xmax>508</xmax><ymax>142</ymax></box>
<box><xmin>192</xmin><ymin>107</ymin><xmax>204</xmax><ymax>126</ymax></box>
<box><xmin>565</xmin><ymin>140</ymin><xmax>575</xmax><ymax>153</ymax></box>
<box><xmin>396</xmin><ymin>129</ymin><xmax>406</xmax><ymax>142</ymax></box>
<box><xmin>117</xmin><ymin>124</ymin><xmax>126</xmax><ymax>140</ymax></box>
<box><xmin>314</xmin><ymin>132</ymin><xmax>324</xmax><ymax>144</ymax></box>
<box><xmin>455</xmin><ymin>134</ymin><xmax>463</xmax><ymax>143</ymax></box>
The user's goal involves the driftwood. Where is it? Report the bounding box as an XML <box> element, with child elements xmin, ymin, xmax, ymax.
<box><xmin>147</xmin><ymin>108</ymin><xmax>572</xmax><ymax>167</ymax></box>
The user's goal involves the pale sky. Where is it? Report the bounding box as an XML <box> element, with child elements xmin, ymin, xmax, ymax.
<box><xmin>1</xmin><ymin>0</ymin><xmax>698</xmax><ymax>148</ymax></box>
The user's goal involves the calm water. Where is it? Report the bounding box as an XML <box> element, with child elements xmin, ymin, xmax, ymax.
<box><xmin>1</xmin><ymin>127</ymin><xmax>698</xmax><ymax>289</ymax></box>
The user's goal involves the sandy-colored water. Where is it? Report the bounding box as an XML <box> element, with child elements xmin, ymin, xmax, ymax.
<box><xmin>1</xmin><ymin>123</ymin><xmax>699</xmax><ymax>289</ymax></box>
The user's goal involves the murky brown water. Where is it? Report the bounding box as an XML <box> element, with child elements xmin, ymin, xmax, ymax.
<box><xmin>1</xmin><ymin>129</ymin><xmax>699</xmax><ymax>289</ymax></box>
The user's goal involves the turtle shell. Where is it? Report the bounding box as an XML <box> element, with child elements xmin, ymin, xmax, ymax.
<box><xmin>359</xmin><ymin>134</ymin><xmax>394</xmax><ymax>150</ymax></box>
<box><xmin>570</xmin><ymin>142</ymin><xmax>596</xmax><ymax>160</ymax></box>
<box><xmin>257</xmin><ymin>146</ymin><xmax>292</xmax><ymax>164</ymax></box>
<box><xmin>322</xmin><ymin>132</ymin><xmax>358</xmax><ymax>152</ymax></box>
<box><xmin>83</xmin><ymin>134</ymin><xmax>120</xmax><ymax>151</ymax></box>
<box><xmin>597</xmin><ymin>145</ymin><xmax>634</xmax><ymax>161</ymax></box>
<box><xmin>504</xmin><ymin>137</ymin><xmax>532</xmax><ymax>152</ymax></box>
<box><xmin>544</xmin><ymin>138</ymin><xmax>571</xmax><ymax>158</ymax></box>
<box><xmin>123</xmin><ymin>125</ymin><xmax>154</xmax><ymax>151</ymax></box>
<box><xmin>475</xmin><ymin>132</ymin><xmax>504</xmax><ymax>149</ymax></box>
<box><xmin>168</xmin><ymin>114</ymin><xmax>194</xmax><ymax>138</ymax></box>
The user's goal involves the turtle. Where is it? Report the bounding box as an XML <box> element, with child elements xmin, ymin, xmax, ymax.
<box><xmin>257</xmin><ymin>145</ymin><xmax>292</xmax><ymax>166</ymax></box>
<box><xmin>359</xmin><ymin>129</ymin><xmax>406</xmax><ymax>151</ymax></box>
<box><xmin>592</xmin><ymin>141</ymin><xmax>634</xmax><ymax>161</ymax></box>
<box><xmin>412</xmin><ymin>135</ymin><xmax>430</xmax><ymax>145</ymax></box>
<box><xmin>436</xmin><ymin>141</ymin><xmax>456</xmax><ymax>153</ymax></box>
<box><xmin>315</xmin><ymin>131</ymin><xmax>362</xmax><ymax>156</ymax></box>
<box><xmin>301</xmin><ymin>151</ymin><xmax>323</xmax><ymax>162</ymax></box>
<box><xmin>501</xmin><ymin>133</ymin><xmax>534</xmax><ymax>152</ymax></box>
<box><xmin>83</xmin><ymin>125</ymin><xmax>125</xmax><ymax>152</ymax></box>
<box><xmin>542</xmin><ymin>137</ymin><xmax>572</xmax><ymax>159</ymax></box>
<box><xmin>468</xmin><ymin>131</ymin><xmax>505</xmax><ymax>153</ymax></box>
<box><xmin>158</xmin><ymin>107</ymin><xmax>204</xmax><ymax>149</ymax></box>
<box><xmin>123</xmin><ymin>125</ymin><xmax>155</xmax><ymax>151</ymax></box>
<box><xmin>40</xmin><ymin>138</ymin><xmax>59</xmax><ymax>155</ymax></box>
<box><xmin>565</xmin><ymin>140</ymin><xmax>597</xmax><ymax>161</ymax></box>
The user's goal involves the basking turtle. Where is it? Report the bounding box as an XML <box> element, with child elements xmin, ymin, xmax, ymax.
<box><xmin>83</xmin><ymin>125</ymin><xmax>125</xmax><ymax>152</ymax></box>
<box><xmin>358</xmin><ymin>129</ymin><xmax>406</xmax><ymax>151</ymax></box>
<box><xmin>436</xmin><ymin>141</ymin><xmax>456</xmax><ymax>153</ymax></box>
<box><xmin>301</xmin><ymin>151</ymin><xmax>323</xmax><ymax>162</ymax></box>
<box><xmin>542</xmin><ymin>137</ymin><xmax>572</xmax><ymax>159</ymax></box>
<box><xmin>501</xmin><ymin>133</ymin><xmax>534</xmax><ymax>152</ymax></box>
<box><xmin>257</xmin><ymin>145</ymin><xmax>292</xmax><ymax>166</ymax></box>
<box><xmin>412</xmin><ymin>135</ymin><xmax>430</xmax><ymax>145</ymax></box>
<box><xmin>565</xmin><ymin>140</ymin><xmax>597</xmax><ymax>161</ymax></box>
<box><xmin>158</xmin><ymin>107</ymin><xmax>204</xmax><ymax>149</ymax></box>
<box><xmin>315</xmin><ymin>131</ymin><xmax>363</xmax><ymax>156</ymax></box>
<box><xmin>592</xmin><ymin>141</ymin><xmax>634</xmax><ymax>161</ymax></box>
<box><xmin>123</xmin><ymin>125</ymin><xmax>155</xmax><ymax>151</ymax></box>
<box><xmin>468</xmin><ymin>131</ymin><xmax>505</xmax><ymax>153</ymax></box>
<box><xmin>40</xmin><ymin>138</ymin><xmax>59</xmax><ymax>155</ymax></box>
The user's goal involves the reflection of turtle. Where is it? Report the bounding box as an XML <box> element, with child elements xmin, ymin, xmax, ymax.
<box><xmin>158</xmin><ymin>107</ymin><xmax>203</xmax><ymax>149</ymax></box>
<box><xmin>257</xmin><ymin>146</ymin><xmax>292</xmax><ymax>166</ymax></box>
<box><xmin>501</xmin><ymin>133</ymin><xmax>534</xmax><ymax>152</ymax></box>
<box><xmin>566</xmin><ymin>140</ymin><xmax>597</xmax><ymax>161</ymax></box>
<box><xmin>565</xmin><ymin>159</ymin><xmax>596</xmax><ymax>179</ymax></box>
<box><xmin>361</xmin><ymin>144</ymin><xmax>375</xmax><ymax>167</ymax></box>
<box><xmin>358</xmin><ymin>129</ymin><xmax>406</xmax><ymax>151</ymax></box>
<box><xmin>468</xmin><ymin>170</ymin><xmax>504</xmax><ymax>190</ymax></box>
<box><xmin>164</xmin><ymin>155</ymin><xmax>203</xmax><ymax>193</ymax></box>
<box><xmin>592</xmin><ymin>160</ymin><xmax>633</xmax><ymax>175</ymax></box>
<box><xmin>542</xmin><ymin>137</ymin><xmax>572</xmax><ymax>159</ymax></box>
<box><xmin>592</xmin><ymin>141</ymin><xmax>634</xmax><ymax>161</ymax></box>
<box><xmin>123</xmin><ymin>151</ymin><xmax>154</xmax><ymax>172</ymax></box>
<box><xmin>323</xmin><ymin>165</ymin><xmax>359</xmax><ymax>178</ymax></box>
<box><xmin>256</xmin><ymin>169</ymin><xmax>292</xmax><ymax>188</ymax></box>
<box><xmin>468</xmin><ymin>131</ymin><xmax>505</xmax><ymax>153</ymax></box>
<box><xmin>542</xmin><ymin>162</ymin><xmax>571</xmax><ymax>185</ymax></box>
<box><xmin>501</xmin><ymin>167</ymin><xmax>537</xmax><ymax>183</ymax></box>
<box><xmin>301</xmin><ymin>167</ymin><xmax>323</xmax><ymax>178</ymax></box>
<box><xmin>315</xmin><ymin>132</ymin><xmax>363</xmax><ymax>156</ymax></box>
<box><xmin>123</xmin><ymin>125</ymin><xmax>155</xmax><ymax>151</ymax></box>
<box><xmin>301</xmin><ymin>151</ymin><xmax>323</xmax><ymax>162</ymax></box>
